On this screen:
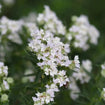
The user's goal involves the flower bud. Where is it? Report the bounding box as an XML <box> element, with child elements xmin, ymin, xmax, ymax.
<box><xmin>1</xmin><ymin>94</ymin><xmax>8</xmax><ymax>102</ymax></box>
<box><xmin>7</xmin><ymin>77</ymin><xmax>14</xmax><ymax>84</ymax></box>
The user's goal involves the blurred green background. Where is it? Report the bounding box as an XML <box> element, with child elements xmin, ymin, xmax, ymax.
<box><xmin>3</xmin><ymin>0</ymin><xmax>105</xmax><ymax>30</ymax></box>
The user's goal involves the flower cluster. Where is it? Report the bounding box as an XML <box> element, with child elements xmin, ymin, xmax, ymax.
<box><xmin>67</xmin><ymin>15</ymin><xmax>100</xmax><ymax>50</ymax></box>
<box><xmin>32</xmin><ymin>83</ymin><xmax>59</xmax><ymax>105</ymax></box>
<box><xmin>69</xmin><ymin>60</ymin><xmax>92</xmax><ymax>100</ymax></box>
<box><xmin>37</xmin><ymin>6</ymin><xmax>66</xmax><ymax>35</ymax></box>
<box><xmin>0</xmin><ymin>16</ymin><xmax>23</xmax><ymax>44</ymax></box>
<box><xmin>0</xmin><ymin>2</ymin><xmax>103</xmax><ymax>105</ymax></box>
<box><xmin>73</xmin><ymin>60</ymin><xmax>92</xmax><ymax>84</ymax></box>
<box><xmin>29</xmin><ymin>29</ymin><xmax>80</xmax><ymax>105</ymax></box>
<box><xmin>0</xmin><ymin>62</ymin><xmax>13</xmax><ymax>103</ymax></box>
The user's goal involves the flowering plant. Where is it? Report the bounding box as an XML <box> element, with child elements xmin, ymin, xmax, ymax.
<box><xmin>0</xmin><ymin>1</ymin><xmax>105</xmax><ymax>105</ymax></box>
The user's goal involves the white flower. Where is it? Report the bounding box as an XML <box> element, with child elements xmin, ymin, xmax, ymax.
<box><xmin>0</xmin><ymin>62</ymin><xmax>8</xmax><ymax>76</ymax></box>
<box><xmin>73</xmin><ymin>59</ymin><xmax>92</xmax><ymax>84</ymax></box>
<box><xmin>0</xmin><ymin>16</ymin><xmax>24</xmax><ymax>44</ymax></box>
<box><xmin>37</xmin><ymin>5</ymin><xmax>66</xmax><ymax>35</ymax></box>
<box><xmin>88</xmin><ymin>25</ymin><xmax>100</xmax><ymax>45</ymax></box>
<box><xmin>0</xmin><ymin>61</ymin><xmax>13</xmax><ymax>100</ymax></box>
<box><xmin>29</xmin><ymin>29</ymin><xmax>71</xmax><ymax>77</ymax></box>
<box><xmin>29</xmin><ymin>26</ymin><xmax>79</xmax><ymax>104</ymax></box>
<box><xmin>0</xmin><ymin>16</ymin><xmax>23</xmax><ymax>34</ymax></box>
<box><xmin>101</xmin><ymin>63</ymin><xmax>105</xmax><ymax>70</ymax></box>
<box><xmin>68</xmin><ymin>15</ymin><xmax>100</xmax><ymax>50</ymax></box>
<box><xmin>69</xmin><ymin>77</ymin><xmax>80</xmax><ymax>100</ymax></box>
<box><xmin>8</xmin><ymin>33</ymin><xmax>22</xmax><ymax>44</ymax></box>
<box><xmin>3</xmin><ymin>66</ymin><xmax>8</xmax><ymax>76</ymax></box>
<box><xmin>82</xmin><ymin>60</ymin><xmax>92</xmax><ymax>72</ymax></box>
<box><xmin>73</xmin><ymin>55</ymin><xmax>80</xmax><ymax>71</ymax></box>
<box><xmin>24</xmin><ymin>22</ymin><xmax>38</xmax><ymax>33</ymax></box>
<box><xmin>3</xmin><ymin>80</ymin><xmax>9</xmax><ymax>90</ymax></box>
<box><xmin>3</xmin><ymin>0</ymin><xmax>15</xmax><ymax>6</ymax></box>
<box><xmin>101</xmin><ymin>63</ymin><xmax>105</xmax><ymax>77</ymax></box>
<box><xmin>53</xmin><ymin>70</ymin><xmax>69</xmax><ymax>87</ymax></box>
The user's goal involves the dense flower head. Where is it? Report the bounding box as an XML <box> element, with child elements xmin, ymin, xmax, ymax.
<box><xmin>28</xmin><ymin>29</ymin><xmax>80</xmax><ymax>105</ymax></box>
<box><xmin>37</xmin><ymin>5</ymin><xmax>66</xmax><ymax>35</ymax></box>
<box><xmin>53</xmin><ymin>70</ymin><xmax>69</xmax><ymax>87</ymax></box>
<box><xmin>67</xmin><ymin>15</ymin><xmax>100</xmax><ymax>50</ymax></box>
<box><xmin>29</xmin><ymin>29</ymin><xmax>72</xmax><ymax>76</ymax></box>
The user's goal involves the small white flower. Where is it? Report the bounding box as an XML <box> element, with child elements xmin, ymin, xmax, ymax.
<box><xmin>74</xmin><ymin>55</ymin><xmax>80</xmax><ymax>70</ymax></box>
<box><xmin>3</xmin><ymin>80</ymin><xmax>9</xmax><ymax>90</ymax></box>
<box><xmin>0</xmin><ymin>62</ymin><xmax>8</xmax><ymax>76</ymax></box>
